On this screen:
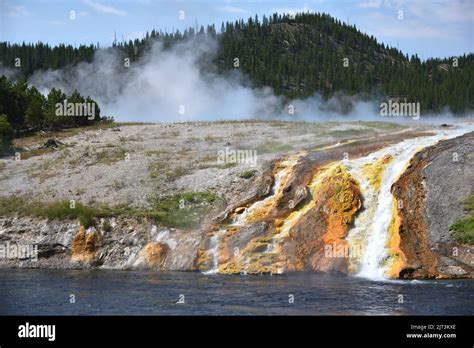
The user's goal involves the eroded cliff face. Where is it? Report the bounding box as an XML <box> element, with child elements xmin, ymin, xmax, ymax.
<box><xmin>71</xmin><ymin>226</ymin><xmax>101</xmax><ymax>264</ymax></box>
<box><xmin>199</xmin><ymin>160</ymin><xmax>362</xmax><ymax>275</ymax></box>
<box><xmin>1</xmin><ymin>127</ymin><xmax>472</xmax><ymax>279</ymax></box>
<box><xmin>0</xmin><ymin>216</ymin><xmax>203</xmax><ymax>270</ymax></box>
<box><xmin>392</xmin><ymin>131</ymin><xmax>474</xmax><ymax>279</ymax></box>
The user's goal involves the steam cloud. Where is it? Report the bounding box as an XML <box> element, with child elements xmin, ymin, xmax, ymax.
<box><xmin>25</xmin><ymin>37</ymin><xmax>441</xmax><ymax>123</ymax></box>
<box><xmin>0</xmin><ymin>63</ymin><xmax>20</xmax><ymax>80</ymax></box>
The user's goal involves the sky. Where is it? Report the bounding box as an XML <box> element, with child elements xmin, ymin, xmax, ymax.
<box><xmin>0</xmin><ymin>0</ymin><xmax>473</xmax><ymax>59</ymax></box>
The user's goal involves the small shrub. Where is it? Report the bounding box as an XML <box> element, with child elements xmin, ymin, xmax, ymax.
<box><xmin>102</xmin><ymin>219</ymin><xmax>113</xmax><ymax>232</ymax></box>
<box><xmin>450</xmin><ymin>217</ymin><xmax>474</xmax><ymax>244</ymax></box>
<box><xmin>95</xmin><ymin>148</ymin><xmax>128</xmax><ymax>165</ymax></box>
<box><xmin>37</xmin><ymin>201</ymin><xmax>96</xmax><ymax>228</ymax></box>
<box><xmin>20</xmin><ymin>147</ymin><xmax>53</xmax><ymax>160</ymax></box>
<box><xmin>257</xmin><ymin>142</ymin><xmax>292</xmax><ymax>154</ymax></box>
<box><xmin>239</xmin><ymin>169</ymin><xmax>257</xmax><ymax>179</ymax></box>
<box><xmin>147</xmin><ymin>192</ymin><xmax>218</xmax><ymax>229</ymax></box>
<box><xmin>0</xmin><ymin>115</ymin><xmax>14</xmax><ymax>155</ymax></box>
<box><xmin>0</xmin><ymin>196</ymin><xmax>140</xmax><ymax>228</ymax></box>
<box><xmin>449</xmin><ymin>196</ymin><xmax>474</xmax><ymax>245</ymax></box>
<box><xmin>0</xmin><ymin>196</ymin><xmax>26</xmax><ymax>215</ymax></box>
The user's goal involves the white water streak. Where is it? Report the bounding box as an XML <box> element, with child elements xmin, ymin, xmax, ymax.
<box><xmin>345</xmin><ymin>124</ymin><xmax>474</xmax><ymax>280</ymax></box>
<box><xmin>203</xmin><ymin>229</ymin><xmax>226</xmax><ymax>275</ymax></box>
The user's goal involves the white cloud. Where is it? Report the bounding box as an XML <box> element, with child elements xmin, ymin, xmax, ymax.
<box><xmin>216</xmin><ymin>6</ymin><xmax>250</xmax><ymax>14</ymax></box>
<box><xmin>353</xmin><ymin>1</ymin><xmax>471</xmax><ymax>41</ymax></box>
<box><xmin>373</xmin><ymin>23</ymin><xmax>452</xmax><ymax>39</ymax></box>
<box><xmin>367</xmin><ymin>0</ymin><xmax>474</xmax><ymax>23</ymax></box>
<box><xmin>358</xmin><ymin>0</ymin><xmax>382</xmax><ymax>8</ymax></box>
<box><xmin>272</xmin><ymin>4</ymin><xmax>312</xmax><ymax>15</ymax></box>
<box><xmin>406</xmin><ymin>0</ymin><xmax>474</xmax><ymax>23</ymax></box>
<box><xmin>364</xmin><ymin>12</ymin><xmax>455</xmax><ymax>38</ymax></box>
<box><xmin>83</xmin><ymin>0</ymin><xmax>127</xmax><ymax>16</ymax></box>
<box><xmin>5</xmin><ymin>5</ymin><xmax>30</xmax><ymax>17</ymax></box>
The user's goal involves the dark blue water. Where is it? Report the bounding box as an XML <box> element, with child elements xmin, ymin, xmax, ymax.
<box><xmin>0</xmin><ymin>269</ymin><xmax>472</xmax><ymax>315</ymax></box>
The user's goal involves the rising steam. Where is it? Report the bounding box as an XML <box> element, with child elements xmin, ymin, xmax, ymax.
<box><xmin>25</xmin><ymin>37</ymin><xmax>457</xmax><ymax>123</ymax></box>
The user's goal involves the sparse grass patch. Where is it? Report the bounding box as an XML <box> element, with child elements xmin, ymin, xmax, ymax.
<box><xmin>326</xmin><ymin>128</ymin><xmax>373</xmax><ymax>138</ymax></box>
<box><xmin>119</xmin><ymin>135</ymin><xmax>143</xmax><ymax>143</ymax></box>
<box><xmin>0</xmin><ymin>197</ymin><xmax>96</xmax><ymax>227</ymax></box>
<box><xmin>111</xmin><ymin>180</ymin><xmax>125</xmax><ymax>190</ymax></box>
<box><xmin>203</xmin><ymin>135</ymin><xmax>224</xmax><ymax>142</ymax></box>
<box><xmin>147</xmin><ymin>191</ymin><xmax>218</xmax><ymax>229</ymax></box>
<box><xmin>197</xmin><ymin>161</ymin><xmax>237</xmax><ymax>170</ymax></box>
<box><xmin>165</xmin><ymin>166</ymin><xmax>190</xmax><ymax>180</ymax></box>
<box><xmin>219</xmin><ymin>162</ymin><xmax>237</xmax><ymax>169</ymax></box>
<box><xmin>269</xmin><ymin>121</ymin><xmax>290</xmax><ymax>128</ymax></box>
<box><xmin>115</xmin><ymin>122</ymin><xmax>154</xmax><ymax>126</ymax></box>
<box><xmin>149</xmin><ymin>159</ymin><xmax>170</xmax><ymax>179</ymax></box>
<box><xmin>449</xmin><ymin>196</ymin><xmax>474</xmax><ymax>244</ymax></box>
<box><xmin>27</xmin><ymin>149</ymin><xmax>71</xmax><ymax>179</ymax></box>
<box><xmin>450</xmin><ymin>217</ymin><xmax>474</xmax><ymax>244</ymax></box>
<box><xmin>201</xmin><ymin>154</ymin><xmax>216</xmax><ymax>162</ymax></box>
<box><xmin>36</xmin><ymin>201</ymin><xmax>96</xmax><ymax>228</ymax></box>
<box><xmin>358</xmin><ymin>121</ymin><xmax>403</xmax><ymax>130</ymax></box>
<box><xmin>102</xmin><ymin>219</ymin><xmax>113</xmax><ymax>232</ymax></box>
<box><xmin>13</xmin><ymin>123</ymin><xmax>120</xmax><ymax>149</ymax></box>
<box><xmin>59</xmin><ymin>147</ymin><xmax>71</xmax><ymax>158</ymax></box>
<box><xmin>37</xmin><ymin>170</ymin><xmax>58</xmax><ymax>183</ymax></box>
<box><xmin>20</xmin><ymin>147</ymin><xmax>54</xmax><ymax>160</ymax></box>
<box><xmin>176</xmin><ymin>147</ymin><xmax>192</xmax><ymax>157</ymax></box>
<box><xmin>239</xmin><ymin>169</ymin><xmax>257</xmax><ymax>179</ymax></box>
<box><xmin>68</xmin><ymin>157</ymin><xmax>82</xmax><ymax>167</ymax></box>
<box><xmin>0</xmin><ymin>196</ymin><xmax>26</xmax><ymax>215</ymax></box>
<box><xmin>195</xmin><ymin>155</ymin><xmax>217</xmax><ymax>170</ymax></box>
<box><xmin>95</xmin><ymin>147</ymin><xmax>128</xmax><ymax>165</ymax></box>
<box><xmin>0</xmin><ymin>196</ymin><xmax>142</xmax><ymax>227</ymax></box>
<box><xmin>185</xmin><ymin>136</ymin><xmax>200</xmax><ymax>143</ymax></box>
<box><xmin>95</xmin><ymin>203</ymin><xmax>138</xmax><ymax>218</ymax></box>
<box><xmin>161</xmin><ymin>130</ymin><xmax>181</xmax><ymax>139</ymax></box>
<box><xmin>145</xmin><ymin>149</ymin><xmax>169</xmax><ymax>157</ymax></box>
<box><xmin>149</xmin><ymin>155</ymin><xmax>192</xmax><ymax>181</ymax></box>
<box><xmin>257</xmin><ymin>142</ymin><xmax>292</xmax><ymax>154</ymax></box>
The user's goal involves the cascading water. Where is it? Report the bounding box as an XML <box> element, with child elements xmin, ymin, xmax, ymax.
<box><xmin>345</xmin><ymin>125</ymin><xmax>474</xmax><ymax>280</ymax></box>
<box><xmin>202</xmin><ymin>124</ymin><xmax>474</xmax><ymax>277</ymax></box>
<box><xmin>202</xmin><ymin>229</ymin><xmax>226</xmax><ymax>274</ymax></box>
<box><xmin>201</xmin><ymin>154</ymin><xmax>304</xmax><ymax>275</ymax></box>
<box><xmin>231</xmin><ymin>155</ymin><xmax>302</xmax><ymax>226</ymax></box>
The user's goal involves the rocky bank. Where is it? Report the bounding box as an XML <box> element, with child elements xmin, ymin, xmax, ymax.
<box><xmin>0</xmin><ymin>122</ymin><xmax>472</xmax><ymax>279</ymax></box>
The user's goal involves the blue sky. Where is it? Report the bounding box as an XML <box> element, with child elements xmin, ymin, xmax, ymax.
<box><xmin>0</xmin><ymin>0</ymin><xmax>472</xmax><ymax>59</ymax></box>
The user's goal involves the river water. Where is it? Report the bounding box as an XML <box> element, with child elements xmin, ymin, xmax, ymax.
<box><xmin>0</xmin><ymin>269</ymin><xmax>472</xmax><ymax>315</ymax></box>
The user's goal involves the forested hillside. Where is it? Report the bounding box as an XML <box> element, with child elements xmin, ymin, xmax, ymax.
<box><xmin>1</xmin><ymin>12</ymin><xmax>473</xmax><ymax>114</ymax></box>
